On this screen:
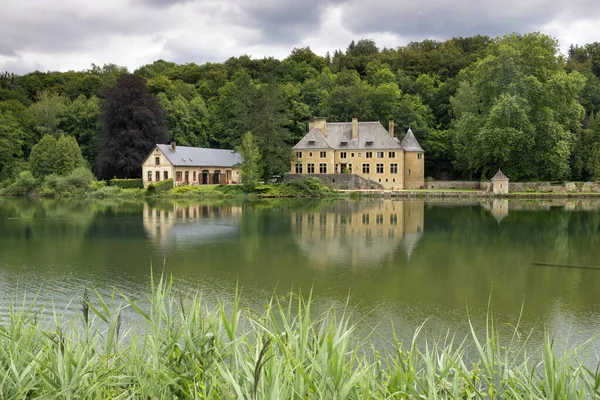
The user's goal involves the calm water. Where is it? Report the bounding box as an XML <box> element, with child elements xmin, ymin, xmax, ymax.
<box><xmin>1</xmin><ymin>197</ymin><xmax>599</xmax><ymax>354</ymax></box>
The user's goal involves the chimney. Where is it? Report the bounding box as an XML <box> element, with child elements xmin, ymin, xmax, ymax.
<box><xmin>352</xmin><ymin>117</ymin><xmax>358</xmax><ymax>140</ymax></box>
<box><xmin>389</xmin><ymin>120</ymin><xmax>394</xmax><ymax>138</ymax></box>
<box><xmin>170</xmin><ymin>141</ymin><xmax>176</xmax><ymax>152</ymax></box>
<box><xmin>309</xmin><ymin>117</ymin><xmax>327</xmax><ymax>137</ymax></box>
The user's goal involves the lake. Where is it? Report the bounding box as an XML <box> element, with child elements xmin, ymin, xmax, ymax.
<box><xmin>1</xmin><ymin>197</ymin><xmax>599</xmax><ymax>356</ymax></box>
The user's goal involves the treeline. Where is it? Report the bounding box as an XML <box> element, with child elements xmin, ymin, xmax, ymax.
<box><xmin>1</xmin><ymin>32</ymin><xmax>600</xmax><ymax>184</ymax></box>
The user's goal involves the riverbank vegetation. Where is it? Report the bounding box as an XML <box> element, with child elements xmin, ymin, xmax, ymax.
<box><xmin>2</xmin><ymin>33</ymin><xmax>600</xmax><ymax>189</ymax></box>
<box><xmin>0</xmin><ymin>275</ymin><xmax>598</xmax><ymax>398</ymax></box>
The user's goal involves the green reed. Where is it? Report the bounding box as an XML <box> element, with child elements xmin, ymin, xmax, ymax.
<box><xmin>0</xmin><ymin>274</ymin><xmax>598</xmax><ymax>399</ymax></box>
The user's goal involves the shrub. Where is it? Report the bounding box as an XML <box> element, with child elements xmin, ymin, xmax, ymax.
<box><xmin>39</xmin><ymin>167</ymin><xmax>95</xmax><ymax>197</ymax></box>
<box><xmin>6</xmin><ymin>170</ymin><xmax>37</xmax><ymax>196</ymax></box>
<box><xmin>91</xmin><ymin>180</ymin><xmax>107</xmax><ymax>190</ymax></box>
<box><xmin>109</xmin><ymin>178</ymin><xmax>143</xmax><ymax>189</ymax></box>
<box><xmin>91</xmin><ymin>185</ymin><xmax>122</xmax><ymax>198</ymax></box>
<box><xmin>150</xmin><ymin>178</ymin><xmax>173</xmax><ymax>194</ymax></box>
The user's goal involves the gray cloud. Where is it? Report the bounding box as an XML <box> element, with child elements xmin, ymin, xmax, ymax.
<box><xmin>340</xmin><ymin>0</ymin><xmax>599</xmax><ymax>40</ymax></box>
<box><xmin>0</xmin><ymin>0</ymin><xmax>599</xmax><ymax>73</ymax></box>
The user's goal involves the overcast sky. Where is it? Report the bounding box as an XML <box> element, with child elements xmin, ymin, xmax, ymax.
<box><xmin>1</xmin><ymin>0</ymin><xmax>599</xmax><ymax>74</ymax></box>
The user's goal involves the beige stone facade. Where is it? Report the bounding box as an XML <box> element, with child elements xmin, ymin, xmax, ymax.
<box><xmin>291</xmin><ymin>118</ymin><xmax>424</xmax><ymax>190</ymax></box>
<box><xmin>491</xmin><ymin>170</ymin><xmax>509</xmax><ymax>195</ymax></box>
<box><xmin>141</xmin><ymin>144</ymin><xmax>241</xmax><ymax>188</ymax></box>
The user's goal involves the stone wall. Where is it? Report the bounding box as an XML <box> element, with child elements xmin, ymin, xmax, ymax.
<box><xmin>284</xmin><ymin>173</ymin><xmax>384</xmax><ymax>190</ymax></box>
<box><xmin>509</xmin><ymin>181</ymin><xmax>600</xmax><ymax>193</ymax></box>
<box><xmin>425</xmin><ymin>181</ymin><xmax>482</xmax><ymax>190</ymax></box>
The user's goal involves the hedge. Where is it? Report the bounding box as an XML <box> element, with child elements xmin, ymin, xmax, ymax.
<box><xmin>109</xmin><ymin>178</ymin><xmax>144</xmax><ymax>189</ymax></box>
<box><xmin>147</xmin><ymin>178</ymin><xmax>173</xmax><ymax>194</ymax></box>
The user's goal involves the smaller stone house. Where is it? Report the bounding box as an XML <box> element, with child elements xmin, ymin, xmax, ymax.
<box><xmin>491</xmin><ymin>170</ymin><xmax>509</xmax><ymax>194</ymax></box>
<box><xmin>141</xmin><ymin>143</ymin><xmax>241</xmax><ymax>188</ymax></box>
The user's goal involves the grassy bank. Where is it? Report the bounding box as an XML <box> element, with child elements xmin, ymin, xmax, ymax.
<box><xmin>1</xmin><ymin>276</ymin><xmax>598</xmax><ymax>399</ymax></box>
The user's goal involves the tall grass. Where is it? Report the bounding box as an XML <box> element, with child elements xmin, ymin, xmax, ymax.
<box><xmin>0</xmin><ymin>275</ymin><xmax>598</xmax><ymax>398</ymax></box>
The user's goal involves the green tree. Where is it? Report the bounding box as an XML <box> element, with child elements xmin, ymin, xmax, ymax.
<box><xmin>29</xmin><ymin>135</ymin><xmax>57</xmax><ymax>178</ymax></box>
<box><xmin>236</xmin><ymin>131</ymin><xmax>261</xmax><ymax>191</ymax></box>
<box><xmin>60</xmin><ymin>95</ymin><xmax>100</xmax><ymax>165</ymax></box>
<box><xmin>450</xmin><ymin>33</ymin><xmax>585</xmax><ymax>180</ymax></box>
<box><xmin>0</xmin><ymin>111</ymin><xmax>24</xmax><ymax>178</ymax></box>
<box><xmin>29</xmin><ymin>90</ymin><xmax>68</xmax><ymax>138</ymax></box>
<box><xmin>54</xmin><ymin>135</ymin><xmax>86</xmax><ymax>176</ymax></box>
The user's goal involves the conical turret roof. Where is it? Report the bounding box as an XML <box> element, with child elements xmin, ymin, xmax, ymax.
<box><xmin>400</xmin><ymin>128</ymin><xmax>424</xmax><ymax>152</ymax></box>
<box><xmin>491</xmin><ymin>170</ymin><xmax>509</xmax><ymax>181</ymax></box>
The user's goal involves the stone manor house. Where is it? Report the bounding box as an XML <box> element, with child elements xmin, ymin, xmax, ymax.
<box><xmin>290</xmin><ymin>118</ymin><xmax>425</xmax><ymax>190</ymax></box>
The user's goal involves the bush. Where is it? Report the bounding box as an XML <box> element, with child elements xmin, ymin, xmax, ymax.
<box><xmin>91</xmin><ymin>185</ymin><xmax>123</xmax><ymax>198</ymax></box>
<box><xmin>109</xmin><ymin>178</ymin><xmax>144</xmax><ymax>189</ymax></box>
<box><xmin>39</xmin><ymin>167</ymin><xmax>96</xmax><ymax>198</ymax></box>
<box><xmin>6</xmin><ymin>170</ymin><xmax>37</xmax><ymax>196</ymax></box>
<box><xmin>147</xmin><ymin>178</ymin><xmax>173</xmax><ymax>195</ymax></box>
<box><xmin>91</xmin><ymin>180</ymin><xmax>107</xmax><ymax>190</ymax></box>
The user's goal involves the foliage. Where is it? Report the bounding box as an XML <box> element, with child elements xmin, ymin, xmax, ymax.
<box><xmin>6</xmin><ymin>170</ymin><xmax>37</xmax><ymax>196</ymax></box>
<box><xmin>4</xmin><ymin>34</ymin><xmax>600</xmax><ymax>182</ymax></box>
<box><xmin>96</xmin><ymin>74</ymin><xmax>169</xmax><ymax>179</ymax></box>
<box><xmin>0</xmin><ymin>110</ymin><xmax>24</xmax><ymax>178</ymax></box>
<box><xmin>39</xmin><ymin>167</ymin><xmax>96</xmax><ymax>198</ymax></box>
<box><xmin>28</xmin><ymin>134</ymin><xmax>86</xmax><ymax>179</ymax></box>
<box><xmin>109</xmin><ymin>178</ymin><xmax>144</xmax><ymax>189</ymax></box>
<box><xmin>146</xmin><ymin>178</ymin><xmax>173</xmax><ymax>194</ymax></box>
<box><xmin>0</xmin><ymin>276</ymin><xmax>598</xmax><ymax>398</ymax></box>
<box><xmin>236</xmin><ymin>131</ymin><xmax>261</xmax><ymax>192</ymax></box>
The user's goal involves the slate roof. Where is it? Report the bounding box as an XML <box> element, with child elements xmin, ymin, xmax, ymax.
<box><xmin>155</xmin><ymin>144</ymin><xmax>241</xmax><ymax>167</ymax></box>
<box><xmin>491</xmin><ymin>170</ymin><xmax>509</xmax><ymax>181</ymax></box>
<box><xmin>399</xmin><ymin>128</ymin><xmax>424</xmax><ymax>152</ymax></box>
<box><xmin>293</xmin><ymin>121</ymin><xmax>424</xmax><ymax>152</ymax></box>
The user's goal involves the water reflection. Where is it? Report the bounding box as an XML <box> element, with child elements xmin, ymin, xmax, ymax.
<box><xmin>291</xmin><ymin>200</ymin><xmax>424</xmax><ymax>266</ymax></box>
<box><xmin>143</xmin><ymin>203</ymin><xmax>242</xmax><ymax>245</ymax></box>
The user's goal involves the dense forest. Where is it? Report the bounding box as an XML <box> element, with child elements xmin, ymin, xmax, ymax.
<box><xmin>1</xmin><ymin>32</ymin><xmax>600</xmax><ymax>183</ymax></box>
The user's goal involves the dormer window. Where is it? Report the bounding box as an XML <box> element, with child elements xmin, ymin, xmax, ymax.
<box><xmin>340</xmin><ymin>141</ymin><xmax>348</xmax><ymax>147</ymax></box>
<box><xmin>308</xmin><ymin>140</ymin><xmax>316</xmax><ymax>145</ymax></box>
<box><xmin>365</xmin><ymin>140</ymin><xmax>373</xmax><ymax>146</ymax></box>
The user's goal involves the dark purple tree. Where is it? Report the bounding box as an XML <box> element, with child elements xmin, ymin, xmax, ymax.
<box><xmin>96</xmin><ymin>74</ymin><xmax>168</xmax><ymax>179</ymax></box>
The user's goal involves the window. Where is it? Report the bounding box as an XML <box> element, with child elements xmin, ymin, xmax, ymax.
<box><xmin>155</xmin><ymin>157</ymin><xmax>160</xmax><ymax>165</ymax></box>
<box><xmin>362</xmin><ymin>164</ymin><xmax>370</xmax><ymax>174</ymax></box>
<box><xmin>164</xmin><ymin>171</ymin><xmax>168</xmax><ymax>180</ymax></box>
<box><xmin>340</xmin><ymin>141</ymin><xmax>348</xmax><ymax>147</ymax></box>
<box><xmin>155</xmin><ymin>171</ymin><xmax>160</xmax><ymax>181</ymax></box>
<box><xmin>366</xmin><ymin>140</ymin><xmax>373</xmax><ymax>146</ymax></box>
<box><xmin>409</xmin><ymin>169</ymin><xmax>411</xmax><ymax>175</ymax></box>
<box><xmin>320</xmin><ymin>151</ymin><xmax>326</xmax><ymax>158</ymax></box>
<box><xmin>362</xmin><ymin>214</ymin><xmax>369</xmax><ymax>224</ymax></box>
<box><xmin>193</xmin><ymin>171</ymin><xmax>197</xmax><ymax>181</ymax></box>
<box><xmin>296</xmin><ymin>151</ymin><xmax>302</xmax><ymax>158</ymax></box>
<box><xmin>376</xmin><ymin>214</ymin><xmax>383</xmax><ymax>224</ymax></box>
<box><xmin>418</xmin><ymin>153</ymin><xmax>423</xmax><ymax>160</ymax></box>
<box><xmin>307</xmin><ymin>163</ymin><xmax>315</xmax><ymax>173</ymax></box>
<box><xmin>340</xmin><ymin>152</ymin><xmax>347</xmax><ymax>159</ymax></box>
<box><xmin>390</xmin><ymin>214</ymin><xmax>398</xmax><ymax>225</ymax></box>
<box><xmin>348</xmin><ymin>164</ymin><xmax>352</xmax><ymax>173</ymax></box>
<box><xmin>309</xmin><ymin>152</ymin><xmax>313</xmax><ymax>157</ymax></box>
<box><xmin>176</xmin><ymin>171</ymin><xmax>182</xmax><ymax>181</ymax></box>
<box><xmin>147</xmin><ymin>171</ymin><xmax>152</xmax><ymax>181</ymax></box>
<box><xmin>376</xmin><ymin>164</ymin><xmax>384</xmax><ymax>173</ymax></box>
<box><xmin>390</xmin><ymin>163</ymin><xmax>398</xmax><ymax>174</ymax></box>
<box><xmin>366</xmin><ymin>152</ymin><xmax>373</xmax><ymax>158</ymax></box>
<box><xmin>389</xmin><ymin>152</ymin><xmax>395</xmax><ymax>158</ymax></box>
<box><xmin>357</xmin><ymin>153</ymin><xmax>361</xmax><ymax>157</ymax></box>
<box><xmin>377</xmin><ymin>152</ymin><xmax>384</xmax><ymax>158</ymax></box>
<box><xmin>295</xmin><ymin>163</ymin><xmax>303</xmax><ymax>174</ymax></box>
<box><xmin>319</xmin><ymin>163</ymin><xmax>327</xmax><ymax>173</ymax></box>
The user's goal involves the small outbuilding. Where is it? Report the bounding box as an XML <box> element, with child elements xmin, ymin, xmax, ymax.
<box><xmin>491</xmin><ymin>170</ymin><xmax>509</xmax><ymax>195</ymax></box>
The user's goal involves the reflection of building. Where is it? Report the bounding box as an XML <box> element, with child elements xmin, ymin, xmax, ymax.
<box><xmin>143</xmin><ymin>203</ymin><xmax>242</xmax><ymax>244</ymax></box>
<box><xmin>483</xmin><ymin>199</ymin><xmax>509</xmax><ymax>223</ymax></box>
<box><xmin>291</xmin><ymin>200</ymin><xmax>424</xmax><ymax>267</ymax></box>
<box><xmin>141</xmin><ymin>142</ymin><xmax>241</xmax><ymax>188</ymax></box>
